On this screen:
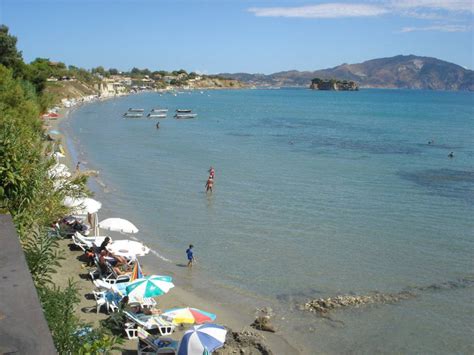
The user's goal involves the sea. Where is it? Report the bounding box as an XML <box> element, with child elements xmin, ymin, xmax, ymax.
<box><xmin>61</xmin><ymin>88</ymin><xmax>474</xmax><ymax>354</ymax></box>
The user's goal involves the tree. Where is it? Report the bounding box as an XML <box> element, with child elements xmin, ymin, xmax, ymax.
<box><xmin>26</xmin><ymin>57</ymin><xmax>54</xmax><ymax>93</ymax></box>
<box><xmin>0</xmin><ymin>25</ymin><xmax>24</xmax><ymax>76</ymax></box>
<box><xmin>108</xmin><ymin>68</ymin><xmax>119</xmax><ymax>75</ymax></box>
<box><xmin>91</xmin><ymin>66</ymin><xmax>106</xmax><ymax>76</ymax></box>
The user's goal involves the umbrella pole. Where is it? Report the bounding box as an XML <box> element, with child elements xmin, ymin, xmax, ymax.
<box><xmin>94</xmin><ymin>212</ymin><xmax>99</xmax><ymax>236</ymax></box>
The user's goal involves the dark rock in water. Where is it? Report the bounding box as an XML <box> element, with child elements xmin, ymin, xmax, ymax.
<box><xmin>302</xmin><ymin>291</ymin><xmax>416</xmax><ymax>314</ymax></box>
<box><xmin>251</xmin><ymin>316</ymin><xmax>276</xmax><ymax>333</ymax></box>
<box><xmin>299</xmin><ymin>276</ymin><xmax>474</xmax><ymax>315</ymax></box>
<box><xmin>250</xmin><ymin>308</ymin><xmax>276</xmax><ymax>333</ymax></box>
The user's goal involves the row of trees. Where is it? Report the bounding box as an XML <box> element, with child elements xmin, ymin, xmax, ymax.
<box><xmin>0</xmin><ymin>25</ymin><xmax>121</xmax><ymax>353</ymax></box>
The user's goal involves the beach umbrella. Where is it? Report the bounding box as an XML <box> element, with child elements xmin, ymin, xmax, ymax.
<box><xmin>178</xmin><ymin>324</ymin><xmax>227</xmax><ymax>355</ymax></box>
<box><xmin>63</xmin><ymin>196</ymin><xmax>102</xmax><ymax>214</ymax></box>
<box><xmin>162</xmin><ymin>307</ymin><xmax>216</xmax><ymax>325</ymax></box>
<box><xmin>125</xmin><ymin>275</ymin><xmax>174</xmax><ymax>298</ymax></box>
<box><xmin>98</xmin><ymin>218</ymin><xmax>139</xmax><ymax>234</ymax></box>
<box><xmin>130</xmin><ymin>260</ymin><xmax>144</xmax><ymax>282</ymax></box>
<box><xmin>106</xmin><ymin>239</ymin><xmax>150</xmax><ymax>258</ymax></box>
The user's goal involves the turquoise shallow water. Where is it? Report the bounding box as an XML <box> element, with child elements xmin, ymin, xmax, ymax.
<box><xmin>63</xmin><ymin>89</ymin><xmax>474</xmax><ymax>353</ymax></box>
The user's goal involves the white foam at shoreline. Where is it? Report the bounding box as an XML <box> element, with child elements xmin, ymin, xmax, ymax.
<box><xmin>129</xmin><ymin>235</ymin><xmax>172</xmax><ymax>262</ymax></box>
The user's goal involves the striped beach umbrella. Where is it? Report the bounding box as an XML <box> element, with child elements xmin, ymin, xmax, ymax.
<box><xmin>178</xmin><ymin>324</ymin><xmax>227</xmax><ymax>355</ymax></box>
<box><xmin>162</xmin><ymin>307</ymin><xmax>216</xmax><ymax>325</ymax></box>
<box><xmin>130</xmin><ymin>260</ymin><xmax>143</xmax><ymax>281</ymax></box>
<box><xmin>125</xmin><ymin>275</ymin><xmax>174</xmax><ymax>298</ymax></box>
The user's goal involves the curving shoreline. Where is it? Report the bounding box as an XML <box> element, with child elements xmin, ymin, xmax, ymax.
<box><xmin>46</xmin><ymin>97</ymin><xmax>302</xmax><ymax>354</ymax></box>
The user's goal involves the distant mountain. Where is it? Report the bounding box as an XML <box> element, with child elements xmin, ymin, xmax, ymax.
<box><xmin>220</xmin><ymin>55</ymin><xmax>473</xmax><ymax>91</ymax></box>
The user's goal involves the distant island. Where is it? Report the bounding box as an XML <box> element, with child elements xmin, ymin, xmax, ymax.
<box><xmin>220</xmin><ymin>55</ymin><xmax>474</xmax><ymax>91</ymax></box>
<box><xmin>310</xmin><ymin>78</ymin><xmax>358</xmax><ymax>91</ymax></box>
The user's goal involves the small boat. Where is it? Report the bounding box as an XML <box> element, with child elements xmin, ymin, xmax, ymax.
<box><xmin>176</xmin><ymin>109</ymin><xmax>192</xmax><ymax>113</ymax></box>
<box><xmin>151</xmin><ymin>108</ymin><xmax>168</xmax><ymax>113</ymax></box>
<box><xmin>128</xmin><ymin>108</ymin><xmax>144</xmax><ymax>112</ymax></box>
<box><xmin>147</xmin><ymin>113</ymin><xmax>167</xmax><ymax>118</ymax></box>
<box><xmin>174</xmin><ymin>113</ymin><xmax>197</xmax><ymax>119</ymax></box>
<box><xmin>123</xmin><ymin>112</ymin><xmax>143</xmax><ymax>118</ymax></box>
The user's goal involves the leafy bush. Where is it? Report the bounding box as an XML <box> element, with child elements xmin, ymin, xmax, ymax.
<box><xmin>39</xmin><ymin>280</ymin><xmax>123</xmax><ymax>353</ymax></box>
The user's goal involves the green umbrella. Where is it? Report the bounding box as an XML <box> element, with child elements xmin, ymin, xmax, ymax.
<box><xmin>125</xmin><ymin>275</ymin><xmax>174</xmax><ymax>298</ymax></box>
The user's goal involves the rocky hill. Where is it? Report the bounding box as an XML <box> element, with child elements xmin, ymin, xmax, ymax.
<box><xmin>221</xmin><ymin>55</ymin><xmax>473</xmax><ymax>91</ymax></box>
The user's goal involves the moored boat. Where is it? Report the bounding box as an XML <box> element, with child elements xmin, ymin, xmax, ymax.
<box><xmin>176</xmin><ymin>109</ymin><xmax>192</xmax><ymax>113</ymax></box>
<box><xmin>152</xmin><ymin>108</ymin><xmax>168</xmax><ymax>113</ymax></box>
<box><xmin>123</xmin><ymin>112</ymin><xmax>143</xmax><ymax>118</ymax></box>
<box><xmin>174</xmin><ymin>113</ymin><xmax>197</xmax><ymax>119</ymax></box>
<box><xmin>147</xmin><ymin>113</ymin><xmax>167</xmax><ymax>118</ymax></box>
<box><xmin>128</xmin><ymin>108</ymin><xmax>144</xmax><ymax>112</ymax></box>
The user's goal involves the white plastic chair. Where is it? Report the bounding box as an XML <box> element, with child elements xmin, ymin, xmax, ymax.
<box><xmin>125</xmin><ymin>322</ymin><xmax>138</xmax><ymax>340</ymax></box>
<box><xmin>93</xmin><ymin>290</ymin><xmax>107</xmax><ymax>314</ymax></box>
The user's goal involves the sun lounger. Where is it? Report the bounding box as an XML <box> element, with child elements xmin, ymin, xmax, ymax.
<box><xmin>137</xmin><ymin>327</ymin><xmax>178</xmax><ymax>355</ymax></box>
<box><xmin>105</xmin><ymin>261</ymin><xmax>131</xmax><ymax>283</ymax></box>
<box><xmin>89</xmin><ymin>257</ymin><xmax>130</xmax><ymax>284</ymax></box>
<box><xmin>72</xmin><ymin>232</ymin><xmax>107</xmax><ymax>251</ymax></box>
<box><xmin>124</xmin><ymin>311</ymin><xmax>175</xmax><ymax>339</ymax></box>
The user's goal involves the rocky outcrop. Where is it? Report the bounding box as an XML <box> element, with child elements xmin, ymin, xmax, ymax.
<box><xmin>310</xmin><ymin>78</ymin><xmax>358</xmax><ymax>91</ymax></box>
<box><xmin>299</xmin><ymin>276</ymin><xmax>474</xmax><ymax>315</ymax></box>
<box><xmin>215</xmin><ymin>328</ymin><xmax>273</xmax><ymax>355</ymax></box>
<box><xmin>301</xmin><ymin>291</ymin><xmax>415</xmax><ymax>314</ymax></box>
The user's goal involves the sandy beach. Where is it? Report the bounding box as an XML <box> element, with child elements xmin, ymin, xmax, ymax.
<box><xmin>45</xmin><ymin>105</ymin><xmax>301</xmax><ymax>355</ymax></box>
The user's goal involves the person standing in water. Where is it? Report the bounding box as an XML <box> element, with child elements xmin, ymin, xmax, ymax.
<box><xmin>186</xmin><ymin>244</ymin><xmax>194</xmax><ymax>268</ymax></box>
<box><xmin>205</xmin><ymin>175</ymin><xmax>214</xmax><ymax>193</ymax></box>
<box><xmin>209</xmin><ymin>166</ymin><xmax>215</xmax><ymax>179</ymax></box>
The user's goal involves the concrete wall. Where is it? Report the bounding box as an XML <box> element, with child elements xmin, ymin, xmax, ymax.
<box><xmin>0</xmin><ymin>215</ymin><xmax>56</xmax><ymax>354</ymax></box>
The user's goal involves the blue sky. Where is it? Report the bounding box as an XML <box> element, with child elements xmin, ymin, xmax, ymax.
<box><xmin>1</xmin><ymin>0</ymin><xmax>472</xmax><ymax>73</ymax></box>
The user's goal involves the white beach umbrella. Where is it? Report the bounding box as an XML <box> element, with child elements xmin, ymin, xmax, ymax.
<box><xmin>98</xmin><ymin>218</ymin><xmax>139</xmax><ymax>234</ymax></box>
<box><xmin>106</xmin><ymin>239</ymin><xmax>149</xmax><ymax>258</ymax></box>
<box><xmin>63</xmin><ymin>196</ymin><xmax>102</xmax><ymax>214</ymax></box>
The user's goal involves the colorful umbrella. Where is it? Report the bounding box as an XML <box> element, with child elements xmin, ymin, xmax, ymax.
<box><xmin>162</xmin><ymin>307</ymin><xmax>216</xmax><ymax>325</ymax></box>
<box><xmin>130</xmin><ymin>260</ymin><xmax>144</xmax><ymax>281</ymax></box>
<box><xmin>125</xmin><ymin>275</ymin><xmax>174</xmax><ymax>298</ymax></box>
<box><xmin>178</xmin><ymin>324</ymin><xmax>227</xmax><ymax>355</ymax></box>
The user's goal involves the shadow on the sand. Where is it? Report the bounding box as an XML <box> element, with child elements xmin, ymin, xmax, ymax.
<box><xmin>76</xmin><ymin>254</ymin><xmax>92</xmax><ymax>264</ymax></box>
<box><xmin>84</xmin><ymin>293</ymin><xmax>95</xmax><ymax>300</ymax></box>
<box><xmin>78</xmin><ymin>273</ymin><xmax>91</xmax><ymax>280</ymax></box>
<box><xmin>68</xmin><ymin>243</ymin><xmax>83</xmax><ymax>251</ymax></box>
<box><xmin>122</xmin><ymin>350</ymin><xmax>137</xmax><ymax>355</ymax></box>
<box><xmin>81</xmin><ymin>306</ymin><xmax>98</xmax><ymax>314</ymax></box>
<box><xmin>175</xmin><ymin>263</ymin><xmax>188</xmax><ymax>268</ymax></box>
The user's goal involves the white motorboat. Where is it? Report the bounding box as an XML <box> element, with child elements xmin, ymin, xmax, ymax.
<box><xmin>174</xmin><ymin>113</ymin><xmax>197</xmax><ymax>119</ymax></box>
<box><xmin>123</xmin><ymin>112</ymin><xmax>143</xmax><ymax>118</ymax></box>
<box><xmin>147</xmin><ymin>113</ymin><xmax>167</xmax><ymax>118</ymax></box>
